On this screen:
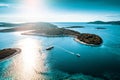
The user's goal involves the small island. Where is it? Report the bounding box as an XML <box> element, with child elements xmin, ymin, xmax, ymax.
<box><xmin>88</xmin><ymin>21</ymin><xmax>120</xmax><ymax>25</ymax></box>
<box><xmin>75</xmin><ymin>33</ymin><xmax>103</xmax><ymax>45</ymax></box>
<box><xmin>0</xmin><ymin>22</ymin><xmax>103</xmax><ymax>46</ymax></box>
<box><xmin>0</xmin><ymin>48</ymin><xmax>21</xmax><ymax>61</ymax></box>
<box><xmin>64</xmin><ymin>26</ymin><xmax>85</xmax><ymax>28</ymax></box>
<box><xmin>96</xmin><ymin>27</ymin><xmax>106</xmax><ymax>30</ymax></box>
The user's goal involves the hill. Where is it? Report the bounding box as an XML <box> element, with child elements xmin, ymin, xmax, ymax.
<box><xmin>0</xmin><ymin>22</ymin><xmax>102</xmax><ymax>46</ymax></box>
<box><xmin>88</xmin><ymin>21</ymin><xmax>120</xmax><ymax>25</ymax></box>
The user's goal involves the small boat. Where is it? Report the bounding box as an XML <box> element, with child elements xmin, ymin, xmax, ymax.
<box><xmin>46</xmin><ymin>46</ymin><xmax>54</xmax><ymax>50</ymax></box>
<box><xmin>76</xmin><ymin>54</ymin><xmax>80</xmax><ymax>57</ymax></box>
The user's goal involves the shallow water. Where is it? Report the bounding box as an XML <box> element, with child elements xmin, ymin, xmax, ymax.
<box><xmin>0</xmin><ymin>22</ymin><xmax>120</xmax><ymax>80</ymax></box>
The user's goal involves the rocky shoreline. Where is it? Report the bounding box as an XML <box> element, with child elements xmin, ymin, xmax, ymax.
<box><xmin>0</xmin><ymin>48</ymin><xmax>21</xmax><ymax>61</ymax></box>
<box><xmin>75</xmin><ymin>33</ymin><xmax>103</xmax><ymax>45</ymax></box>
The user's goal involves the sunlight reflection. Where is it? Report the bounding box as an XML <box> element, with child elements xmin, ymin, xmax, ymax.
<box><xmin>20</xmin><ymin>38</ymin><xmax>39</xmax><ymax>71</ymax></box>
<box><xmin>14</xmin><ymin>31</ymin><xmax>24</xmax><ymax>36</ymax></box>
<box><xmin>8</xmin><ymin>38</ymin><xmax>48</xmax><ymax>80</ymax></box>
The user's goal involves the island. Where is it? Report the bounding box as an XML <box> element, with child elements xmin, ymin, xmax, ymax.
<box><xmin>0</xmin><ymin>48</ymin><xmax>21</xmax><ymax>61</ymax></box>
<box><xmin>88</xmin><ymin>21</ymin><xmax>120</xmax><ymax>25</ymax></box>
<box><xmin>64</xmin><ymin>26</ymin><xmax>85</xmax><ymax>28</ymax></box>
<box><xmin>74</xmin><ymin>33</ymin><xmax>103</xmax><ymax>45</ymax></box>
<box><xmin>96</xmin><ymin>27</ymin><xmax>106</xmax><ymax>30</ymax></box>
<box><xmin>0</xmin><ymin>22</ymin><xmax>103</xmax><ymax>46</ymax></box>
<box><xmin>0</xmin><ymin>22</ymin><xmax>22</xmax><ymax>27</ymax></box>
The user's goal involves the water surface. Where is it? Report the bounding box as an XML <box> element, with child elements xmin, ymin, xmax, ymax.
<box><xmin>0</xmin><ymin>22</ymin><xmax>120</xmax><ymax>80</ymax></box>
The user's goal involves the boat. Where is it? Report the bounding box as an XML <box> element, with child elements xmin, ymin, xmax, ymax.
<box><xmin>76</xmin><ymin>54</ymin><xmax>80</xmax><ymax>57</ymax></box>
<box><xmin>46</xmin><ymin>46</ymin><xmax>54</xmax><ymax>50</ymax></box>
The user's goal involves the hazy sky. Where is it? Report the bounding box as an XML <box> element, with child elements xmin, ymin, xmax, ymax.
<box><xmin>0</xmin><ymin>0</ymin><xmax>120</xmax><ymax>22</ymax></box>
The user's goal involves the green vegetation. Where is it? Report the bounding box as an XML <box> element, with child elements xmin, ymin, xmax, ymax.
<box><xmin>64</xmin><ymin>26</ymin><xmax>85</xmax><ymax>28</ymax></box>
<box><xmin>22</xmin><ymin>27</ymin><xmax>81</xmax><ymax>37</ymax></box>
<box><xmin>88</xmin><ymin>21</ymin><xmax>120</xmax><ymax>25</ymax></box>
<box><xmin>76</xmin><ymin>33</ymin><xmax>103</xmax><ymax>45</ymax></box>
<box><xmin>0</xmin><ymin>22</ymin><xmax>21</xmax><ymax>27</ymax></box>
<box><xmin>0</xmin><ymin>22</ymin><xmax>57</xmax><ymax>32</ymax></box>
<box><xmin>96</xmin><ymin>27</ymin><xmax>106</xmax><ymax>29</ymax></box>
<box><xmin>0</xmin><ymin>22</ymin><xmax>103</xmax><ymax>46</ymax></box>
<box><xmin>0</xmin><ymin>48</ymin><xmax>21</xmax><ymax>60</ymax></box>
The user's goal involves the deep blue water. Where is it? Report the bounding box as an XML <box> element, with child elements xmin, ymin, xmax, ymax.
<box><xmin>0</xmin><ymin>22</ymin><xmax>120</xmax><ymax>80</ymax></box>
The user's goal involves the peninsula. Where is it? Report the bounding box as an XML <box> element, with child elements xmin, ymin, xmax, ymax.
<box><xmin>0</xmin><ymin>22</ymin><xmax>22</xmax><ymax>27</ymax></box>
<box><xmin>0</xmin><ymin>22</ymin><xmax>103</xmax><ymax>46</ymax></box>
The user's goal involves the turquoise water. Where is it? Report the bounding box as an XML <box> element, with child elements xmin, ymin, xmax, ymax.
<box><xmin>0</xmin><ymin>22</ymin><xmax>120</xmax><ymax>80</ymax></box>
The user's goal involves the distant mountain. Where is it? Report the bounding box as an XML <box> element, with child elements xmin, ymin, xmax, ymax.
<box><xmin>0</xmin><ymin>22</ymin><xmax>58</xmax><ymax>32</ymax></box>
<box><xmin>64</xmin><ymin>26</ymin><xmax>85</xmax><ymax>28</ymax></box>
<box><xmin>0</xmin><ymin>22</ymin><xmax>58</xmax><ymax>28</ymax></box>
<box><xmin>0</xmin><ymin>22</ymin><xmax>80</xmax><ymax>37</ymax></box>
<box><xmin>88</xmin><ymin>21</ymin><xmax>120</xmax><ymax>25</ymax></box>
<box><xmin>0</xmin><ymin>22</ymin><xmax>20</xmax><ymax>27</ymax></box>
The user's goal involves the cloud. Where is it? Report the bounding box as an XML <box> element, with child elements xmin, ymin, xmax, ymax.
<box><xmin>0</xmin><ymin>3</ymin><xmax>9</xmax><ymax>7</ymax></box>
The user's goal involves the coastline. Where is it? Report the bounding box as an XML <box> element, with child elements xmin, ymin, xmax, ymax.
<box><xmin>0</xmin><ymin>48</ymin><xmax>21</xmax><ymax>61</ymax></box>
<box><xmin>21</xmin><ymin>33</ymin><xmax>69</xmax><ymax>37</ymax></box>
<box><xmin>74</xmin><ymin>38</ymin><xmax>100</xmax><ymax>46</ymax></box>
<box><xmin>0</xmin><ymin>22</ymin><xmax>103</xmax><ymax>46</ymax></box>
<box><xmin>22</xmin><ymin>32</ymin><xmax>102</xmax><ymax>46</ymax></box>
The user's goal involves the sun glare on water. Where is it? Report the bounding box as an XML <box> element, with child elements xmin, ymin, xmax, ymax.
<box><xmin>7</xmin><ymin>38</ymin><xmax>48</xmax><ymax>80</ymax></box>
<box><xmin>19</xmin><ymin>38</ymin><xmax>40</xmax><ymax>69</ymax></box>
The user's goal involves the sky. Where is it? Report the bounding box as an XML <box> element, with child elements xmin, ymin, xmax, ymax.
<box><xmin>0</xmin><ymin>0</ymin><xmax>120</xmax><ymax>22</ymax></box>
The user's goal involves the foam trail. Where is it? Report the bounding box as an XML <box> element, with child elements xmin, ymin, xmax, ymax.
<box><xmin>54</xmin><ymin>45</ymin><xmax>75</xmax><ymax>55</ymax></box>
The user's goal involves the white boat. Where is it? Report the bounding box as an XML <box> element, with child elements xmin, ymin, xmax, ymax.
<box><xmin>76</xmin><ymin>54</ymin><xmax>80</xmax><ymax>57</ymax></box>
<box><xmin>46</xmin><ymin>46</ymin><xmax>54</xmax><ymax>50</ymax></box>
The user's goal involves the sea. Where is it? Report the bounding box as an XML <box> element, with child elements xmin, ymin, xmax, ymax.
<box><xmin>0</xmin><ymin>22</ymin><xmax>120</xmax><ymax>80</ymax></box>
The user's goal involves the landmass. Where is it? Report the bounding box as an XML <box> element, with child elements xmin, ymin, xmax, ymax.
<box><xmin>75</xmin><ymin>33</ymin><xmax>103</xmax><ymax>45</ymax></box>
<box><xmin>0</xmin><ymin>22</ymin><xmax>57</xmax><ymax>32</ymax></box>
<box><xmin>21</xmin><ymin>27</ymin><xmax>81</xmax><ymax>37</ymax></box>
<box><xmin>96</xmin><ymin>27</ymin><xmax>106</xmax><ymax>30</ymax></box>
<box><xmin>64</xmin><ymin>26</ymin><xmax>85</xmax><ymax>28</ymax></box>
<box><xmin>0</xmin><ymin>22</ymin><xmax>103</xmax><ymax>46</ymax></box>
<box><xmin>0</xmin><ymin>48</ymin><xmax>21</xmax><ymax>61</ymax></box>
<box><xmin>0</xmin><ymin>22</ymin><xmax>22</xmax><ymax>27</ymax></box>
<box><xmin>88</xmin><ymin>21</ymin><xmax>120</xmax><ymax>25</ymax></box>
